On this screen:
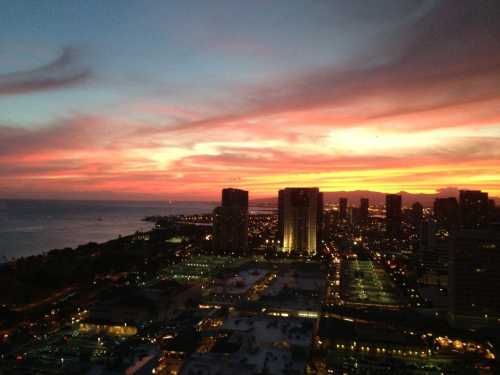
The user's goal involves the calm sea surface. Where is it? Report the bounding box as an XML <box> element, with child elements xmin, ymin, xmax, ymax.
<box><xmin>0</xmin><ymin>200</ymin><xmax>218</xmax><ymax>260</ymax></box>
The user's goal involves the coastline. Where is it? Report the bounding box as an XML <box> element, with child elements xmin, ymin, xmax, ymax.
<box><xmin>0</xmin><ymin>199</ymin><xmax>218</xmax><ymax>261</ymax></box>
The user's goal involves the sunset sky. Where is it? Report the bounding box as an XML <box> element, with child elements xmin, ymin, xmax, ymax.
<box><xmin>1</xmin><ymin>0</ymin><xmax>500</xmax><ymax>200</ymax></box>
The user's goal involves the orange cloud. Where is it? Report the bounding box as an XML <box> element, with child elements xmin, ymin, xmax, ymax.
<box><xmin>1</xmin><ymin>1</ymin><xmax>499</xmax><ymax>199</ymax></box>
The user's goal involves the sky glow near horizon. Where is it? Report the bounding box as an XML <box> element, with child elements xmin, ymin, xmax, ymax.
<box><xmin>1</xmin><ymin>0</ymin><xmax>500</xmax><ymax>200</ymax></box>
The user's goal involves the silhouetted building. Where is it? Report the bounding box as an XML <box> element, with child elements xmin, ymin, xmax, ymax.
<box><xmin>349</xmin><ymin>207</ymin><xmax>361</xmax><ymax>225</ymax></box>
<box><xmin>411</xmin><ymin>202</ymin><xmax>423</xmax><ymax>228</ymax></box>
<box><xmin>339</xmin><ymin>198</ymin><xmax>348</xmax><ymax>221</ymax></box>
<box><xmin>222</xmin><ymin>188</ymin><xmax>248</xmax><ymax>208</ymax></box>
<box><xmin>419</xmin><ymin>219</ymin><xmax>449</xmax><ymax>286</ymax></box>
<box><xmin>279</xmin><ymin>187</ymin><xmax>322</xmax><ymax>255</ymax></box>
<box><xmin>213</xmin><ymin>188</ymin><xmax>248</xmax><ymax>253</ymax></box>
<box><xmin>360</xmin><ymin>198</ymin><xmax>369</xmax><ymax>222</ymax></box>
<box><xmin>448</xmin><ymin>227</ymin><xmax>500</xmax><ymax>328</ymax></box>
<box><xmin>489</xmin><ymin>199</ymin><xmax>500</xmax><ymax>224</ymax></box>
<box><xmin>385</xmin><ymin>194</ymin><xmax>402</xmax><ymax>238</ymax></box>
<box><xmin>324</xmin><ymin>209</ymin><xmax>339</xmax><ymax>232</ymax></box>
<box><xmin>434</xmin><ymin>197</ymin><xmax>458</xmax><ymax>228</ymax></box>
<box><xmin>317</xmin><ymin>192</ymin><xmax>324</xmax><ymax>250</ymax></box>
<box><xmin>323</xmin><ymin>209</ymin><xmax>337</xmax><ymax>234</ymax></box>
<box><xmin>277</xmin><ymin>190</ymin><xmax>285</xmax><ymax>247</ymax></box>
<box><xmin>459</xmin><ymin>190</ymin><xmax>489</xmax><ymax>229</ymax></box>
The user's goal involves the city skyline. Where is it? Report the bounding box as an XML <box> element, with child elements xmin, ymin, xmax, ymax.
<box><xmin>1</xmin><ymin>1</ymin><xmax>500</xmax><ymax>200</ymax></box>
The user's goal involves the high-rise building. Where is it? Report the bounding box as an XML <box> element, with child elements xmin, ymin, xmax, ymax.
<box><xmin>459</xmin><ymin>190</ymin><xmax>489</xmax><ymax>229</ymax></box>
<box><xmin>349</xmin><ymin>207</ymin><xmax>361</xmax><ymax>225</ymax></box>
<box><xmin>448</xmin><ymin>227</ymin><xmax>500</xmax><ymax>328</ymax></box>
<box><xmin>339</xmin><ymin>198</ymin><xmax>348</xmax><ymax>221</ymax></box>
<box><xmin>221</xmin><ymin>188</ymin><xmax>248</xmax><ymax>208</ymax></box>
<box><xmin>434</xmin><ymin>197</ymin><xmax>458</xmax><ymax>228</ymax></box>
<box><xmin>419</xmin><ymin>218</ymin><xmax>449</xmax><ymax>286</ymax></box>
<box><xmin>385</xmin><ymin>194</ymin><xmax>402</xmax><ymax>238</ymax></box>
<box><xmin>490</xmin><ymin>199</ymin><xmax>500</xmax><ymax>224</ymax></box>
<box><xmin>360</xmin><ymin>198</ymin><xmax>369</xmax><ymax>222</ymax></box>
<box><xmin>278</xmin><ymin>187</ymin><xmax>322</xmax><ymax>255</ymax></box>
<box><xmin>317</xmin><ymin>192</ymin><xmax>324</xmax><ymax>250</ymax></box>
<box><xmin>212</xmin><ymin>188</ymin><xmax>248</xmax><ymax>253</ymax></box>
<box><xmin>411</xmin><ymin>202</ymin><xmax>423</xmax><ymax>227</ymax></box>
<box><xmin>277</xmin><ymin>189</ymin><xmax>284</xmax><ymax>248</ymax></box>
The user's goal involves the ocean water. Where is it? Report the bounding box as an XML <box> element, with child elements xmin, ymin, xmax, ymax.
<box><xmin>0</xmin><ymin>200</ymin><xmax>217</xmax><ymax>260</ymax></box>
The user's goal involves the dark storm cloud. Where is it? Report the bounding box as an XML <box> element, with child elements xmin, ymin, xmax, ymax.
<box><xmin>0</xmin><ymin>47</ymin><xmax>90</xmax><ymax>95</ymax></box>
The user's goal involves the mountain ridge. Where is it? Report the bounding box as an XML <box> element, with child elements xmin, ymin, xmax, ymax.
<box><xmin>250</xmin><ymin>188</ymin><xmax>500</xmax><ymax>207</ymax></box>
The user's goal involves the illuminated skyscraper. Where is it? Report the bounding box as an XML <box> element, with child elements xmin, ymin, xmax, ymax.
<box><xmin>213</xmin><ymin>188</ymin><xmax>248</xmax><ymax>253</ymax></box>
<box><xmin>385</xmin><ymin>194</ymin><xmax>402</xmax><ymax>238</ymax></box>
<box><xmin>278</xmin><ymin>187</ymin><xmax>322</xmax><ymax>255</ymax></box>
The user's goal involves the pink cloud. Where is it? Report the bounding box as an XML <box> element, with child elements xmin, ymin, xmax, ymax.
<box><xmin>1</xmin><ymin>1</ymin><xmax>500</xmax><ymax>199</ymax></box>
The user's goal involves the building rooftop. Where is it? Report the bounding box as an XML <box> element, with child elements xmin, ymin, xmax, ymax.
<box><xmin>222</xmin><ymin>315</ymin><xmax>313</xmax><ymax>348</ymax></box>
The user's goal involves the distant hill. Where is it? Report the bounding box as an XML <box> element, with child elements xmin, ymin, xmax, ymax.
<box><xmin>251</xmin><ymin>188</ymin><xmax>500</xmax><ymax>208</ymax></box>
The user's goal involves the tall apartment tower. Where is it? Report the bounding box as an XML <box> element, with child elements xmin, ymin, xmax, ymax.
<box><xmin>339</xmin><ymin>197</ymin><xmax>348</xmax><ymax>221</ymax></box>
<box><xmin>411</xmin><ymin>202</ymin><xmax>423</xmax><ymax>227</ymax></box>
<box><xmin>490</xmin><ymin>199</ymin><xmax>500</xmax><ymax>224</ymax></box>
<box><xmin>212</xmin><ymin>188</ymin><xmax>249</xmax><ymax>253</ymax></box>
<box><xmin>419</xmin><ymin>218</ymin><xmax>450</xmax><ymax>286</ymax></box>
<box><xmin>317</xmin><ymin>192</ymin><xmax>324</xmax><ymax>250</ymax></box>
<box><xmin>278</xmin><ymin>188</ymin><xmax>323</xmax><ymax>255</ymax></box>
<box><xmin>221</xmin><ymin>188</ymin><xmax>248</xmax><ymax>208</ymax></box>
<box><xmin>459</xmin><ymin>190</ymin><xmax>489</xmax><ymax>229</ymax></box>
<box><xmin>448</xmin><ymin>227</ymin><xmax>500</xmax><ymax>328</ymax></box>
<box><xmin>360</xmin><ymin>198</ymin><xmax>369</xmax><ymax>222</ymax></box>
<box><xmin>434</xmin><ymin>197</ymin><xmax>459</xmax><ymax>228</ymax></box>
<box><xmin>385</xmin><ymin>194</ymin><xmax>402</xmax><ymax>238</ymax></box>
